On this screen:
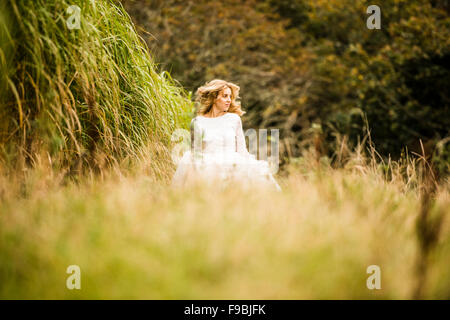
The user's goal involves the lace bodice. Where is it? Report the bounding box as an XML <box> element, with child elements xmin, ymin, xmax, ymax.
<box><xmin>190</xmin><ymin>112</ymin><xmax>250</xmax><ymax>157</ymax></box>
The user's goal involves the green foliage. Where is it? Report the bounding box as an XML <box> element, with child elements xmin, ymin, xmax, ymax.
<box><xmin>0</xmin><ymin>0</ymin><xmax>192</xmax><ymax>174</ymax></box>
<box><xmin>283</xmin><ymin>0</ymin><xmax>450</xmax><ymax>160</ymax></box>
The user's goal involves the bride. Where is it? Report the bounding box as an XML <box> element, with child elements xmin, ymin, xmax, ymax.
<box><xmin>171</xmin><ymin>79</ymin><xmax>281</xmax><ymax>192</ymax></box>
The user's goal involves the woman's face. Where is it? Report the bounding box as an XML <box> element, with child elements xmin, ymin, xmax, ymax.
<box><xmin>214</xmin><ymin>87</ymin><xmax>232</xmax><ymax>112</ymax></box>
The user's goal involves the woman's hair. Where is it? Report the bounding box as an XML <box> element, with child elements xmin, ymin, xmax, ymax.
<box><xmin>195</xmin><ymin>79</ymin><xmax>245</xmax><ymax>116</ymax></box>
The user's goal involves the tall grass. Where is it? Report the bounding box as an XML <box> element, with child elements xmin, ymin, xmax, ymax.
<box><xmin>0</xmin><ymin>137</ymin><xmax>448</xmax><ymax>299</ymax></box>
<box><xmin>0</xmin><ymin>0</ymin><xmax>192</xmax><ymax>178</ymax></box>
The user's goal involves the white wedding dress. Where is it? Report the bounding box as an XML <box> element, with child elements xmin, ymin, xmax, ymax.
<box><xmin>171</xmin><ymin>112</ymin><xmax>281</xmax><ymax>191</ymax></box>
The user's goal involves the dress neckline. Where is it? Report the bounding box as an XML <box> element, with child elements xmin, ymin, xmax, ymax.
<box><xmin>198</xmin><ymin>112</ymin><xmax>230</xmax><ymax>119</ymax></box>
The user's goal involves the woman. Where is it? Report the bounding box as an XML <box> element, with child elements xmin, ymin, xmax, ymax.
<box><xmin>171</xmin><ymin>79</ymin><xmax>281</xmax><ymax>192</ymax></box>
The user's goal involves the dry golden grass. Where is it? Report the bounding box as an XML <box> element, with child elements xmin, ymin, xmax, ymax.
<box><xmin>1</xmin><ymin>148</ymin><xmax>448</xmax><ymax>299</ymax></box>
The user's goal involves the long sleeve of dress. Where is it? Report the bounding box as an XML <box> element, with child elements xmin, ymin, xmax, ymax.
<box><xmin>235</xmin><ymin>116</ymin><xmax>250</xmax><ymax>157</ymax></box>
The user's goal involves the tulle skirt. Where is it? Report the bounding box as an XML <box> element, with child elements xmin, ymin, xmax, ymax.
<box><xmin>171</xmin><ymin>150</ymin><xmax>282</xmax><ymax>192</ymax></box>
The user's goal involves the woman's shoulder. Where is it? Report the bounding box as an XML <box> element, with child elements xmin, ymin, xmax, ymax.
<box><xmin>226</xmin><ymin>112</ymin><xmax>241</xmax><ymax>121</ymax></box>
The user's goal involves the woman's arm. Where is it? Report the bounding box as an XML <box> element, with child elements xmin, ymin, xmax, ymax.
<box><xmin>235</xmin><ymin>115</ymin><xmax>250</xmax><ymax>157</ymax></box>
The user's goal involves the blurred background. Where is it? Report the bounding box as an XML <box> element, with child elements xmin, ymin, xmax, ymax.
<box><xmin>122</xmin><ymin>0</ymin><xmax>449</xmax><ymax>175</ymax></box>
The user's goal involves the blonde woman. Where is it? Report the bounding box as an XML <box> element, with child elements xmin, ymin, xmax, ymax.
<box><xmin>172</xmin><ymin>79</ymin><xmax>281</xmax><ymax>191</ymax></box>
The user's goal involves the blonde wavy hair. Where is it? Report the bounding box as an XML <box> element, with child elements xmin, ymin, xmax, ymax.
<box><xmin>195</xmin><ymin>79</ymin><xmax>245</xmax><ymax>116</ymax></box>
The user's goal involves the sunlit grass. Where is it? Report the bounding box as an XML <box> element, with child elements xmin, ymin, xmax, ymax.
<box><xmin>1</xmin><ymin>152</ymin><xmax>448</xmax><ymax>299</ymax></box>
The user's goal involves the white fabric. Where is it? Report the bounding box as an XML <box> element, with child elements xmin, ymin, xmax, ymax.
<box><xmin>171</xmin><ymin>112</ymin><xmax>281</xmax><ymax>191</ymax></box>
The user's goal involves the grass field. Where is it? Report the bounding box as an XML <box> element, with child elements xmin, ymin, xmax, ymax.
<box><xmin>1</xmin><ymin>150</ymin><xmax>448</xmax><ymax>299</ymax></box>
